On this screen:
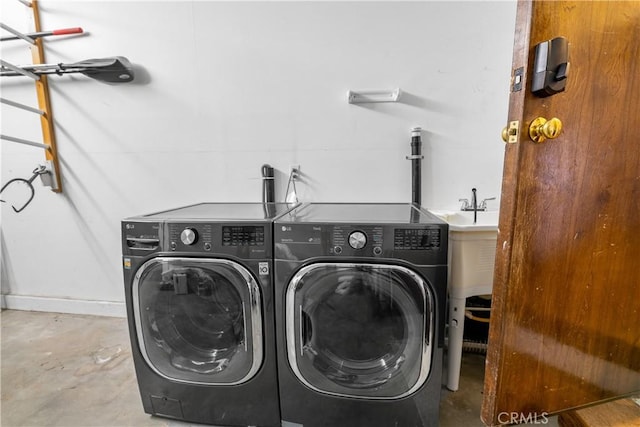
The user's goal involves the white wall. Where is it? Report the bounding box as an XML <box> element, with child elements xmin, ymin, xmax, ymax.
<box><xmin>1</xmin><ymin>0</ymin><xmax>516</xmax><ymax>316</ymax></box>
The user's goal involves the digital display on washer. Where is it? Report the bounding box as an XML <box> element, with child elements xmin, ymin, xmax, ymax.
<box><xmin>222</xmin><ymin>226</ymin><xmax>265</xmax><ymax>246</ymax></box>
<box><xmin>394</xmin><ymin>228</ymin><xmax>441</xmax><ymax>250</ymax></box>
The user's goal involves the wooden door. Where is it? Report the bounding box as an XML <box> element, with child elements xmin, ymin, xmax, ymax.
<box><xmin>482</xmin><ymin>1</ymin><xmax>640</xmax><ymax>425</ymax></box>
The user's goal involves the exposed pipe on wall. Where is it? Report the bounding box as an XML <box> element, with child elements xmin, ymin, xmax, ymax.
<box><xmin>261</xmin><ymin>164</ymin><xmax>275</xmax><ymax>203</ymax></box>
<box><xmin>261</xmin><ymin>164</ymin><xmax>276</xmax><ymax>218</ymax></box>
<box><xmin>409</xmin><ymin>127</ymin><xmax>423</xmax><ymax>207</ymax></box>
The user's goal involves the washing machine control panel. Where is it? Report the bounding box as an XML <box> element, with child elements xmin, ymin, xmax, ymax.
<box><xmin>222</xmin><ymin>226</ymin><xmax>265</xmax><ymax>246</ymax></box>
<box><xmin>180</xmin><ymin>228</ymin><xmax>198</xmax><ymax>245</ymax></box>
<box><xmin>169</xmin><ymin>223</ymin><xmax>212</xmax><ymax>251</ymax></box>
<box><xmin>166</xmin><ymin>222</ymin><xmax>268</xmax><ymax>257</ymax></box>
<box><xmin>348</xmin><ymin>231</ymin><xmax>367</xmax><ymax>249</ymax></box>
<box><xmin>393</xmin><ymin>228</ymin><xmax>442</xmax><ymax>250</ymax></box>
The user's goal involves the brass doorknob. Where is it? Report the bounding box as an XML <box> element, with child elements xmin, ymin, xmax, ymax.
<box><xmin>529</xmin><ymin>117</ymin><xmax>563</xmax><ymax>143</ymax></box>
<box><xmin>501</xmin><ymin>126</ymin><xmax>508</xmax><ymax>143</ymax></box>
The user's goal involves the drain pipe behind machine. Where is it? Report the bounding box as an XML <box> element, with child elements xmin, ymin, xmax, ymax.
<box><xmin>407</xmin><ymin>127</ymin><xmax>424</xmax><ymax>208</ymax></box>
<box><xmin>261</xmin><ymin>164</ymin><xmax>275</xmax><ymax>204</ymax></box>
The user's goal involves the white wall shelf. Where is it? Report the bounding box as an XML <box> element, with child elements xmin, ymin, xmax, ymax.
<box><xmin>347</xmin><ymin>88</ymin><xmax>401</xmax><ymax>104</ymax></box>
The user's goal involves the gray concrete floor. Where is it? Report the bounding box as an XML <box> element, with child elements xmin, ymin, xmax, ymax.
<box><xmin>0</xmin><ymin>310</ymin><xmax>557</xmax><ymax>427</ymax></box>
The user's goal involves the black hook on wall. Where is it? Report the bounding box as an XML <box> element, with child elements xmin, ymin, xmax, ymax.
<box><xmin>0</xmin><ymin>165</ymin><xmax>49</xmax><ymax>213</ymax></box>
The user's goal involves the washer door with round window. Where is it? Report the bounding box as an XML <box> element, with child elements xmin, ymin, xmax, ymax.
<box><xmin>133</xmin><ymin>257</ymin><xmax>263</xmax><ymax>385</ymax></box>
<box><xmin>285</xmin><ymin>263</ymin><xmax>434</xmax><ymax>399</ymax></box>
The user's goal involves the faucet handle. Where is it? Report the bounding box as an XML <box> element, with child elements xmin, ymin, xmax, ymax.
<box><xmin>459</xmin><ymin>198</ymin><xmax>470</xmax><ymax>210</ymax></box>
<box><xmin>479</xmin><ymin>197</ymin><xmax>497</xmax><ymax>210</ymax></box>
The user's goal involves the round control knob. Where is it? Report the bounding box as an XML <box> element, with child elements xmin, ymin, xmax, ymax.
<box><xmin>348</xmin><ymin>231</ymin><xmax>367</xmax><ymax>250</ymax></box>
<box><xmin>180</xmin><ymin>228</ymin><xmax>198</xmax><ymax>245</ymax></box>
<box><xmin>373</xmin><ymin>246</ymin><xmax>383</xmax><ymax>256</ymax></box>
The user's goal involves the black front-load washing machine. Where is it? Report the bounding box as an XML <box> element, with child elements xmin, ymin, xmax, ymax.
<box><xmin>274</xmin><ymin>203</ymin><xmax>448</xmax><ymax>427</ymax></box>
<box><xmin>122</xmin><ymin>202</ymin><xmax>295</xmax><ymax>427</ymax></box>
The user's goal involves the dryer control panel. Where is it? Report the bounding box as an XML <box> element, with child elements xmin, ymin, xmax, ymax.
<box><xmin>330</xmin><ymin>225</ymin><xmax>384</xmax><ymax>255</ymax></box>
<box><xmin>276</xmin><ymin>223</ymin><xmax>446</xmax><ymax>265</ymax></box>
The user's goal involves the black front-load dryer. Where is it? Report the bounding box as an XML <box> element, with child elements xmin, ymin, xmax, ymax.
<box><xmin>122</xmin><ymin>202</ymin><xmax>295</xmax><ymax>427</ymax></box>
<box><xmin>274</xmin><ymin>203</ymin><xmax>448</xmax><ymax>427</ymax></box>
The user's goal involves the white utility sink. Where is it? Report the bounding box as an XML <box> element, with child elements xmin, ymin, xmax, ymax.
<box><xmin>431</xmin><ymin>210</ymin><xmax>499</xmax><ymax>231</ymax></box>
<box><xmin>430</xmin><ymin>209</ymin><xmax>499</xmax><ymax>294</ymax></box>
<box><xmin>429</xmin><ymin>209</ymin><xmax>499</xmax><ymax>392</ymax></box>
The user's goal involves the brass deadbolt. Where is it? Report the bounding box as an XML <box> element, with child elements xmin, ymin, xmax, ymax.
<box><xmin>529</xmin><ymin>117</ymin><xmax>563</xmax><ymax>143</ymax></box>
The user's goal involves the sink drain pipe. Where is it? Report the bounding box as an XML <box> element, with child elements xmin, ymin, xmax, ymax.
<box><xmin>407</xmin><ymin>127</ymin><xmax>424</xmax><ymax>207</ymax></box>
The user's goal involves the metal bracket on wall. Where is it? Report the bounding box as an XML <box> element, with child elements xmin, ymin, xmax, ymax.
<box><xmin>0</xmin><ymin>0</ymin><xmax>62</xmax><ymax>193</ymax></box>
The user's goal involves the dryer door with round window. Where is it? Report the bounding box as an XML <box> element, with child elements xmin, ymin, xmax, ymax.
<box><xmin>286</xmin><ymin>262</ymin><xmax>434</xmax><ymax>399</ymax></box>
<box><xmin>133</xmin><ymin>257</ymin><xmax>263</xmax><ymax>385</ymax></box>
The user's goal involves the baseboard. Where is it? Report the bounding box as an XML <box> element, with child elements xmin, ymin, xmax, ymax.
<box><xmin>0</xmin><ymin>294</ymin><xmax>126</xmax><ymax>318</ymax></box>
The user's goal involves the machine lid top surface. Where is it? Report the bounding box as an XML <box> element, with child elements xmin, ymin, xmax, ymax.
<box><xmin>278</xmin><ymin>203</ymin><xmax>446</xmax><ymax>225</ymax></box>
<box><xmin>132</xmin><ymin>202</ymin><xmax>297</xmax><ymax>222</ymax></box>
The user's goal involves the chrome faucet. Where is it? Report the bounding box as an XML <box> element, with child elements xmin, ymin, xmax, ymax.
<box><xmin>478</xmin><ymin>196</ymin><xmax>496</xmax><ymax>211</ymax></box>
<box><xmin>459</xmin><ymin>188</ymin><xmax>496</xmax><ymax>224</ymax></box>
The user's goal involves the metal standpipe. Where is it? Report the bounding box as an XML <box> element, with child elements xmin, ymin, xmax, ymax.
<box><xmin>408</xmin><ymin>127</ymin><xmax>424</xmax><ymax>207</ymax></box>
